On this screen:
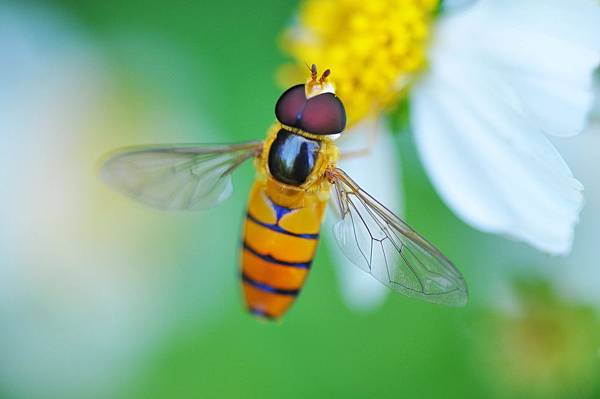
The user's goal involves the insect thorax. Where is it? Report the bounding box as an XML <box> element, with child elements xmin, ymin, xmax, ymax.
<box><xmin>268</xmin><ymin>128</ymin><xmax>320</xmax><ymax>186</ymax></box>
<box><xmin>256</xmin><ymin>123</ymin><xmax>338</xmax><ymax>208</ymax></box>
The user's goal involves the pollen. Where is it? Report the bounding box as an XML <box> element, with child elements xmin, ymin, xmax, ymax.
<box><xmin>281</xmin><ymin>0</ymin><xmax>438</xmax><ymax>126</ymax></box>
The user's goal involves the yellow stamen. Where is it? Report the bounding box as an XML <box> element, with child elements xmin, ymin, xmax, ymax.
<box><xmin>281</xmin><ymin>0</ymin><xmax>438</xmax><ymax>126</ymax></box>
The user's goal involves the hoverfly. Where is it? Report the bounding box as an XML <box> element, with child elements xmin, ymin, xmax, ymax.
<box><xmin>100</xmin><ymin>65</ymin><xmax>468</xmax><ymax>320</ymax></box>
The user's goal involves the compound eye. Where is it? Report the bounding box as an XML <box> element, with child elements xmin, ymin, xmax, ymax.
<box><xmin>275</xmin><ymin>84</ymin><xmax>307</xmax><ymax>126</ymax></box>
<box><xmin>298</xmin><ymin>93</ymin><xmax>346</xmax><ymax>135</ymax></box>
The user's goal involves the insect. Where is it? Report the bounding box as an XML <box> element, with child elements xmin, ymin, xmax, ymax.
<box><xmin>100</xmin><ymin>65</ymin><xmax>468</xmax><ymax>320</ymax></box>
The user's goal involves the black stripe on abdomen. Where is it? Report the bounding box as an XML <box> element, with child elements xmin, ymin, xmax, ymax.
<box><xmin>243</xmin><ymin>241</ymin><xmax>312</xmax><ymax>269</ymax></box>
<box><xmin>246</xmin><ymin>212</ymin><xmax>319</xmax><ymax>239</ymax></box>
<box><xmin>241</xmin><ymin>272</ymin><xmax>300</xmax><ymax>297</ymax></box>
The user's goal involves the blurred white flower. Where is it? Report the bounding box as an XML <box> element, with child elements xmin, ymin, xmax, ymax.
<box><xmin>0</xmin><ymin>5</ymin><xmax>230</xmax><ymax>399</ymax></box>
<box><xmin>411</xmin><ymin>0</ymin><xmax>600</xmax><ymax>255</ymax></box>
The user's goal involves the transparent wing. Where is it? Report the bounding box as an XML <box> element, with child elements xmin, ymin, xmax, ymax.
<box><xmin>99</xmin><ymin>141</ymin><xmax>262</xmax><ymax>210</ymax></box>
<box><xmin>328</xmin><ymin>168</ymin><xmax>468</xmax><ymax>306</ymax></box>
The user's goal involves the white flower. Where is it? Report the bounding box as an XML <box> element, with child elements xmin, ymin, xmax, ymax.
<box><xmin>286</xmin><ymin>0</ymin><xmax>600</xmax><ymax>309</ymax></box>
<box><xmin>411</xmin><ymin>0</ymin><xmax>600</xmax><ymax>255</ymax></box>
<box><xmin>0</xmin><ymin>5</ymin><xmax>227</xmax><ymax>398</ymax></box>
<box><xmin>507</xmin><ymin>106</ymin><xmax>600</xmax><ymax>309</ymax></box>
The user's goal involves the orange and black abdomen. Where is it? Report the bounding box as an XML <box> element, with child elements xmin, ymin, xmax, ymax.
<box><xmin>241</xmin><ymin>182</ymin><xmax>326</xmax><ymax>320</ymax></box>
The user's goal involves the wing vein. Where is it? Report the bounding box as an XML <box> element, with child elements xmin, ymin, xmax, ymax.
<box><xmin>328</xmin><ymin>167</ymin><xmax>468</xmax><ymax>306</ymax></box>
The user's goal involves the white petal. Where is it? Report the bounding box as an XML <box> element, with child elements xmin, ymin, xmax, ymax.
<box><xmin>326</xmin><ymin>123</ymin><xmax>402</xmax><ymax>310</ymax></box>
<box><xmin>429</xmin><ymin>0</ymin><xmax>600</xmax><ymax>137</ymax></box>
<box><xmin>409</xmin><ymin>0</ymin><xmax>596</xmax><ymax>253</ymax></box>
<box><xmin>555</xmin><ymin>121</ymin><xmax>600</xmax><ymax>307</ymax></box>
<box><xmin>411</xmin><ymin>57</ymin><xmax>583</xmax><ymax>254</ymax></box>
<box><xmin>591</xmin><ymin>75</ymin><xmax>600</xmax><ymax>121</ymax></box>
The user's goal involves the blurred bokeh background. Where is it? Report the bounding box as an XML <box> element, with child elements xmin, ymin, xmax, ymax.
<box><xmin>1</xmin><ymin>1</ymin><xmax>599</xmax><ymax>399</ymax></box>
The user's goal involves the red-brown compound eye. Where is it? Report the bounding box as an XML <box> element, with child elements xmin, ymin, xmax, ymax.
<box><xmin>298</xmin><ymin>93</ymin><xmax>346</xmax><ymax>135</ymax></box>
<box><xmin>275</xmin><ymin>84</ymin><xmax>307</xmax><ymax>127</ymax></box>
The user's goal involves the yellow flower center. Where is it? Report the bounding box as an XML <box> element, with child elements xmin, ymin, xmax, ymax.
<box><xmin>282</xmin><ymin>0</ymin><xmax>438</xmax><ymax>126</ymax></box>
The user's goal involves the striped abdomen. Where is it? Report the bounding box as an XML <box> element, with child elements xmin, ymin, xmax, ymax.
<box><xmin>241</xmin><ymin>182</ymin><xmax>326</xmax><ymax>320</ymax></box>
